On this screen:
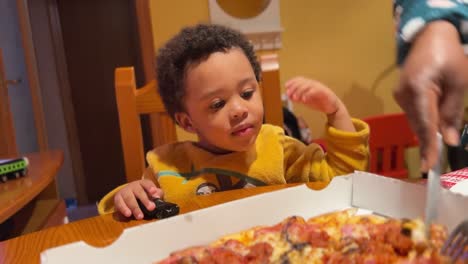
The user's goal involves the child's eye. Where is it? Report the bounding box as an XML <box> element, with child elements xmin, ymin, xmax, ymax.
<box><xmin>241</xmin><ymin>90</ymin><xmax>254</xmax><ymax>99</ymax></box>
<box><xmin>210</xmin><ymin>100</ymin><xmax>225</xmax><ymax>110</ymax></box>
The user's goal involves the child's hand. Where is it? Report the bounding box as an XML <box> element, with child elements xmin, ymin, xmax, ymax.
<box><xmin>285</xmin><ymin>76</ymin><xmax>355</xmax><ymax>132</ymax></box>
<box><xmin>285</xmin><ymin>77</ymin><xmax>339</xmax><ymax>115</ymax></box>
<box><xmin>114</xmin><ymin>179</ymin><xmax>164</xmax><ymax>219</ymax></box>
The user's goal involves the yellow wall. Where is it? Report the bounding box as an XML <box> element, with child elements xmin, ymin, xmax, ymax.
<box><xmin>149</xmin><ymin>0</ymin><xmax>400</xmax><ymax>141</ymax></box>
<box><xmin>278</xmin><ymin>1</ymin><xmax>401</xmax><ymax>138</ymax></box>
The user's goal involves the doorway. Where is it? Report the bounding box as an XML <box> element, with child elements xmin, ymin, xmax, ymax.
<box><xmin>6</xmin><ymin>0</ymin><xmax>151</xmax><ymax>205</ymax></box>
<box><xmin>51</xmin><ymin>0</ymin><xmax>147</xmax><ymax>203</ymax></box>
<box><xmin>0</xmin><ymin>0</ymin><xmax>39</xmax><ymax>156</ymax></box>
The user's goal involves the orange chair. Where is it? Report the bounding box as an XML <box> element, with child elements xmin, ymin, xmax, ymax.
<box><xmin>363</xmin><ymin>113</ymin><xmax>418</xmax><ymax>179</ymax></box>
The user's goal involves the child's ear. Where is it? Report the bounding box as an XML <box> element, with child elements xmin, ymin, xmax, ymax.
<box><xmin>175</xmin><ymin>112</ymin><xmax>196</xmax><ymax>133</ymax></box>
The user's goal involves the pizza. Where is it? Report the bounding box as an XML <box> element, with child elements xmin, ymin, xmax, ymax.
<box><xmin>156</xmin><ymin>208</ymin><xmax>453</xmax><ymax>263</ymax></box>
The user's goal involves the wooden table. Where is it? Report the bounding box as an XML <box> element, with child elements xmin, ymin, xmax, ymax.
<box><xmin>0</xmin><ymin>150</ymin><xmax>65</xmax><ymax>240</ymax></box>
<box><xmin>0</xmin><ymin>150</ymin><xmax>63</xmax><ymax>222</ymax></box>
<box><xmin>0</xmin><ymin>182</ymin><xmax>329</xmax><ymax>264</ymax></box>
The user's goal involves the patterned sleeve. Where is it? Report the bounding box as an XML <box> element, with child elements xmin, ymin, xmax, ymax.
<box><xmin>394</xmin><ymin>0</ymin><xmax>468</xmax><ymax>65</ymax></box>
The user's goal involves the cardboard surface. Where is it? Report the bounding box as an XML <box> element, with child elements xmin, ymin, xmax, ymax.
<box><xmin>451</xmin><ymin>179</ymin><xmax>468</xmax><ymax>195</ymax></box>
<box><xmin>41</xmin><ymin>172</ymin><xmax>468</xmax><ymax>264</ymax></box>
<box><xmin>352</xmin><ymin>172</ymin><xmax>427</xmax><ymax>219</ymax></box>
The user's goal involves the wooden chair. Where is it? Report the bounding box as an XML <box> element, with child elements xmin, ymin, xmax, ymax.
<box><xmin>363</xmin><ymin>113</ymin><xmax>419</xmax><ymax>179</ymax></box>
<box><xmin>115</xmin><ymin>67</ymin><xmax>177</xmax><ymax>183</ymax></box>
<box><xmin>115</xmin><ymin>55</ymin><xmax>283</xmax><ymax>183</ymax></box>
<box><xmin>259</xmin><ymin>54</ymin><xmax>283</xmax><ymax>127</ymax></box>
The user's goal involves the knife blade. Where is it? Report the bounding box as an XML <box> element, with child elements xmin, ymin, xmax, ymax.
<box><xmin>461</xmin><ymin>124</ymin><xmax>468</xmax><ymax>151</ymax></box>
<box><xmin>424</xmin><ymin>132</ymin><xmax>444</xmax><ymax>237</ymax></box>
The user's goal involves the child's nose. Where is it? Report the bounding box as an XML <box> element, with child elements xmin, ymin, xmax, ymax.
<box><xmin>230</xmin><ymin>101</ymin><xmax>248</xmax><ymax>120</ymax></box>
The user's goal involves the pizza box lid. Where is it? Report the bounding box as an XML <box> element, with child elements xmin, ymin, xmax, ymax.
<box><xmin>40</xmin><ymin>172</ymin><xmax>468</xmax><ymax>264</ymax></box>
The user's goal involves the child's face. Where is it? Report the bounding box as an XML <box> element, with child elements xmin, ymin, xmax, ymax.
<box><xmin>175</xmin><ymin>48</ymin><xmax>264</xmax><ymax>153</ymax></box>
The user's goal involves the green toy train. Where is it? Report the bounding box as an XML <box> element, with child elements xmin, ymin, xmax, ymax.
<box><xmin>0</xmin><ymin>157</ymin><xmax>29</xmax><ymax>183</ymax></box>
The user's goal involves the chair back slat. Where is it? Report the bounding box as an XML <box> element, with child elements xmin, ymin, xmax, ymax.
<box><xmin>135</xmin><ymin>80</ymin><xmax>166</xmax><ymax>114</ymax></box>
<box><xmin>149</xmin><ymin>113</ymin><xmax>177</xmax><ymax>147</ymax></box>
<box><xmin>115</xmin><ymin>67</ymin><xmax>148</xmax><ymax>182</ymax></box>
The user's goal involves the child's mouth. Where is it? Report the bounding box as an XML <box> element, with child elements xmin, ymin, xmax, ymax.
<box><xmin>232</xmin><ymin>126</ymin><xmax>254</xmax><ymax>136</ymax></box>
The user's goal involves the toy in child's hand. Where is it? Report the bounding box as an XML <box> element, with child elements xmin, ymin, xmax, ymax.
<box><xmin>137</xmin><ymin>198</ymin><xmax>179</xmax><ymax>219</ymax></box>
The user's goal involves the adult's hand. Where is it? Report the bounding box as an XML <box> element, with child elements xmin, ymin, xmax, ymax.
<box><xmin>394</xmin><ymin>20</ymin><xmax>468</xmax><ymax>172</ymax></box>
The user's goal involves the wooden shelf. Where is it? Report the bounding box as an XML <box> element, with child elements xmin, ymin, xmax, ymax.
<box><xmin>0</xmin><ymin>198</ymin><xmax>66</xmax><ymax>240</ymax></box>
<box><xmin>19</xmin><ymin>199</ymin><xmax>66</xmax><ymax>234</ymax></box>
<box><xmin>0</xmin><ymin>151</ymin><xmax>63</xmax><ymax>223</ymax></box>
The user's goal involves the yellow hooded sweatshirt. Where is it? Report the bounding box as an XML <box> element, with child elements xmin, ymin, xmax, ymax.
<box><xmin>98</xmin><ymin>119</ymin><xmax>369</xmax><ymax>215</ymax></box>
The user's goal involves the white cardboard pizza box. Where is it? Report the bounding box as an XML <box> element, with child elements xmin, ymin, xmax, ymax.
<box><xmin>40</xmin><ymin>172</ymin><xmax>468</xmax><ymax>264</ymax></box>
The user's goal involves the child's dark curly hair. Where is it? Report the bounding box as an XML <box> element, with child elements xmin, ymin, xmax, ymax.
<box><xmin>156</xmin><ymin>24</ymin><xmax>262</xmax><ymax>121</ymax></box>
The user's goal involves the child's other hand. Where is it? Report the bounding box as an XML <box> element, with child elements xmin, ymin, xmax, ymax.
<box><xmin>285</xmin><ymin>77</ymin><xmax>339</xmax><ymax>115</ymax></box>
<box><xmin>286</xmin><ymin>76</ymin><xmax>355</xmax><ymax>132</ymax></box>
<box><xmin>114</xmin><ymin>179</ymin><xmax>164</xmax><ymax>219</ymax></box>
